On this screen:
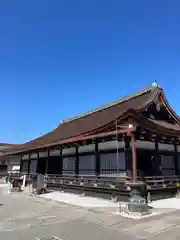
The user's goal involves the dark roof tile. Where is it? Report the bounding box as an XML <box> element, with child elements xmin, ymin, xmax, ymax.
<box><xmin>13</xmin><ymin>85</ymin><xmax>159</xmax><ymax>151</ymax></box>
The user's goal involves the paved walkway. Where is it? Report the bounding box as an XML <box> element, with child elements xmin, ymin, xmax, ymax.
<box><xmin>38</xmin><ymin>191</ymin><xmax>177</xmax><ymax>218</ymax></box>
<box><xmin>0</xmin><ymin>186</ymin><xmax>180</xmax><ymax>239</ymax></box>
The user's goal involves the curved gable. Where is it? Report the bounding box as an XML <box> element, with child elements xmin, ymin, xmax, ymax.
<box><xmin>142</xmin><ymin>88</ymin><xmax>180</xmax><ymax>125</ymax></box>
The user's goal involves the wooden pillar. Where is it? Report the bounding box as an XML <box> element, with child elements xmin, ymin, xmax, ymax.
<box><xmin>95</xmin><ymin>140</ymin><xmax>100</xmax><ymax>176</ymax></box>
<box><xmin>124</xmin><ymin>135</ymin><xmax>131</xmax><ymax>177</ymax></box>
<box><xmin>131</xmin><ymin>133</ymin><xmax>137</xmax><ymax>183</ymax></box>
<box><xmin>19</xmin><ymin>155</ymin><xmax>23</xmax><ymax>173</ymax></box>
<box><xmin>75</xmin><ymin>145</ymin><xmax>79</xmax><ymax>176</ymax></box>
<box><xmin>36</xmin><ymin>152</ymin><xmax>39</xmax><ymax>174</ymax></box>
<box><xmin>27</xmin><ymin>152</ymin><xmax>31</xmax><ymax>174</ymax></box>
<box><xmin>155</xmin><ymin>141</ymin><xmax>158</xmax><ymax>154</ymax></box>
<box><xmin>59</xmin><ymin>148</ymin><xmax>63</xmax><ymax>175</ymax></box>
<box><xmin>45</xmin><ymin>150</ymin><xmax>49</xmax><ymax>174</ymax></box>
<box><xmin>154</xmin><ymin>140</ymin><xmax>161</xmax><ymax>176</ymax></box>
<box><xmin>174</xmin><ymin>140</ymin><xmax>179</xmax><ymax>176</ymax></box>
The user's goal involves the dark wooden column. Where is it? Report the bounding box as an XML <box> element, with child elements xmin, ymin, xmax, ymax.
<box><xmin>36</xmin><ymin>152</ymin><xmax>39</xmax><ymax>174</ymax></box>
<box><xmin>75</xmin><ymin>145</ymin><xmax>79</xmax><ymax>176</ymax></box>
<box><xmin>174</xmin><ymin>140</ymin><xmax>179</xmax><ymax>176</ymax></box>
<box><xmin>95</xmin><ymin>140</ymin><xmax>100</xmax><ymax>176</ymax></box>
<box><xmin>19</xmin><ymin>156</ymin><xmax>23</xmax><ymax>173</ymax></box>
<box><xmin>45</xmin><ymin>150</ymin><xmax>49</xmax><ymax>174</ymax></box>
<box><xmin>124</xmin><ymin>135</ymin><xmax>131</xmax><ymax>177</ymax></box>
<box><xmin>131</xmin><ymin>133</ymin><xmax>137</xmax><ymax>183</ymax></box>
<box><xmin>155</xmin><ymin>141</ymin><xmax>158</xmax><ymax>155</ymax></box>
<box><xmin>154</xmin><ymin>140</ymin><xmax>161</xmax><ymax>176</ymax></box>
<box><xmin>27</xmin><ymin>152</ymin><xmax>31</xmax><ymax>174</ymax></box>
<box><xmin>59</xmin><ymin>148</ymin><xmax>63</xmax><ymax>175</ymax></box>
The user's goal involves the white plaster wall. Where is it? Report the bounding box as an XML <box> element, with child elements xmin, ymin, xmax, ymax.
<box><xmin>50</xmin><ymin>150</ymin><xmax>60</xmax><ymax>156</ymax></box>
<box><xmin>78</xmin><ymin>144</ymin><xmax>95</xmax><ymax>153</ymax></box>
<box><xmin>135</xmin><ymin>140</ymin><xmax>177</xmax><ymax>152</ymax></box>
<box><xmin>98</xmin><ymin>141</ymin><xmax>125</xmax><ymax>151</ymax></box>
<box><xmin>30</xmin><ymin>153</ymin><xmax>37</xmax><ymax>159</ymax></box>
<box><xmin>135</xmin><ymin>141</ymin><xmax>155</xmax><ymax>150</ymax></box>
<box><xmin>22</xmin><ymin>154</ymin><xmax>29</xmax><ymax>160</ymax></box>
<box><xmin>159</xmin><ymin>143</ymin><xmax>174</xmax><ymax>152</ymax></box>
<box><xmin>39</xmin><ymin>151</ymin><xmax>48</xmax><ymax>158</ymax></box>
<box><xmin>62</xmin><ymin>147</ymin><xmax>76</xmax><ymax>156</ymax></box>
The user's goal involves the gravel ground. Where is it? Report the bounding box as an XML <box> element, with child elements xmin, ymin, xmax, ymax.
<box><xmin>0</xmin><ymin>186</ymin><xmax>180</xmax><ymax>240</ymax></box>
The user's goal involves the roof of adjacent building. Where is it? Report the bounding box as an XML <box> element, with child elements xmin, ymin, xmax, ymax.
<box><xmin>5</xmin><ymin>84</ymin><xmax>180</xmax><ymax>155</ymax></box>
<box><xmin>0</xmin><ymin>143</ymin><xmax>19</xmax><ymax>152</ymax></box>
<box><xmin>0</xmin><ymin>143</ymin><xmax>16</xmax><ymax>146</ymax></box>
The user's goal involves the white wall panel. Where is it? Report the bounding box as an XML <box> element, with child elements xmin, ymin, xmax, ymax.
<box><xmin>78</xmin><ymin>144</ymin><xmax>95</xmax><ymax>153</ymax></box>
<box><xmin>30</xmin><ymin>153</ymin><xmax>37</xmax><ymax>159</ymax></box>
<box><xmin>135</xmin><ymin>141</ymin><xmax>155</xmax><ymax>150</ymax></box>
<box><xmin>159</xmin><ymin>143</ymin><xmax>174</xmax><ymax>152</ymax></box>
<box><xmin>62</xmin><ymin>147</ymin><xmax>76</xmax><ymax>156</ymax></box>
<box><xmin>50</xmin><ymin>149</ymin><xmax>60</xmax><ymax>156</ymax></box>
<box><xmin>98</xmin><ymin>141</ymin><xmax>125</xmax><ymax>151</ymax></box>
<box><xmin>22</xmin><ymin>154</ymin><xmax>29</xmax><ymax>160</ymax></box>
<box><xmin>39</xmin><ymin>152</ymin><xmax>48</xmax><ymax>158</ymax></box>
<box><xmin>135</xmin><ymin>141</ymin><xmax>176</xmax><ymax>152</ymax></box>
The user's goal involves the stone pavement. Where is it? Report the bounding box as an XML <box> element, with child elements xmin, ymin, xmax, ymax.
<box><xmin>0</xmin><ymin>186</ymin><xmax>180</xmax><ymax>239</ymax></box>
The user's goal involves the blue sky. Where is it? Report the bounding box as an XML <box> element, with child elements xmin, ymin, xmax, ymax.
<box><xmin>0</xmin><ymin>0</ymin><xmax>180</xmax><ymax>144</ymax></box>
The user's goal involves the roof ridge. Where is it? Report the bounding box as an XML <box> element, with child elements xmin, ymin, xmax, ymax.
<box><xmin>62</xmin><ymin>85</ymin><xmax>157</xmax><ymax>124</ymax></box>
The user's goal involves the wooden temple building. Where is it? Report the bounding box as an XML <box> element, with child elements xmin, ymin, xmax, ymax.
<box><xmin>0</xmin><ymin>143</ymin><xmax>19</xmax><ymax>173</ymax></box>
<box><xmin>5</xmin><ymin>83</ymin><xmax>180</xmax><ymax>198</ymax></box>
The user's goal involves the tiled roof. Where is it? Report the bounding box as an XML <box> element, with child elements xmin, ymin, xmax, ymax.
<box><xmin>8</xmin><ymin>85</ymin><xmax>160</xmax><ymax>154</ymax></box>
